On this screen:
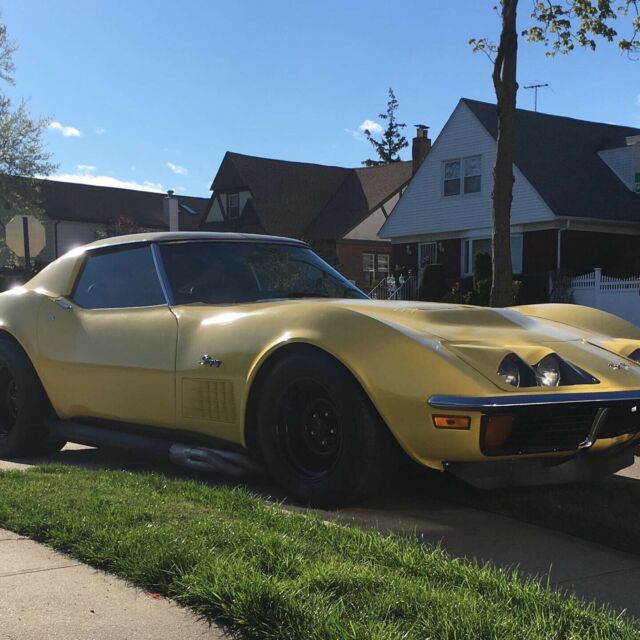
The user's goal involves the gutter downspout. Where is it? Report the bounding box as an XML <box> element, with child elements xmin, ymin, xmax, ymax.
<box><xmin>556</xmin><ymin>220</ymin><xmax>569</xmax><ymax>270</ymax></box>
<box><xmin>53</xmin><ymin>220</ymin><xmax>60</xmax><ymax>259</ymax></box>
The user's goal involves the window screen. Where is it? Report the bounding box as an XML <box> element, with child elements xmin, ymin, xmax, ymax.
<box><xmin>464</xmin><ymin>156</ymin><xmax>481</xmax><ymax>193</ymax></box>
<box><xmin>73</xmin><ymin>246</ymin><xmax>165</xmax><ymax>309</ymax></box>
<box><xmin>444</xmin><ymin>160</ymin><xmax>461</xmax><ymax>196</ymax></box>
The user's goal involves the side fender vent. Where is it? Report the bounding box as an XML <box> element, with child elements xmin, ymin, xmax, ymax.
<box><xmin>182</xmin><ymin>378</ymin><xmax>236</xmax><ymax>423</ymax></box>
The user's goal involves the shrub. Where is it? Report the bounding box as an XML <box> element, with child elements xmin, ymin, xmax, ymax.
<box><xmin>417</xmin><ymin>264</ymin><xmax>447</xmax><ymax>301</ymax></box>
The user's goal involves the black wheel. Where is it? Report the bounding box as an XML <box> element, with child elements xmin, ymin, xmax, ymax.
<box><xmin>0</xmin><ymin>337</ymin><xmax>66</xmax><ymax>458</ymax></box>
<box><xmin>257</xmin><ymin>350</ymin><xmax>399</xmax><ymax>507</ymax></box>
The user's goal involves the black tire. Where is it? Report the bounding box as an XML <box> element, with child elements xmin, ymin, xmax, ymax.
<box><xmin>0</xmin><ymin>336</ymin><xmax>66</xmax><ymax>458</ymax></box>
<box><xmin>257</xmin><ymin>350</ymin><xmax>399</xmax><ymax>507</ymax></box>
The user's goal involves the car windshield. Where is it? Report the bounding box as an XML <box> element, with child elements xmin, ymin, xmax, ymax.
<box><xmin>159</xmin><ymin>241</ymin><xmax>366</xmax><ymax>305</ymax></box>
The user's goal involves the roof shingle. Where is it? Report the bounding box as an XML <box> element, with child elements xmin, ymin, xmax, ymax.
<box><xmin>207</xmin><ymin>151</ymin><xmax>411</xmax><ymax>240</ymax></box>
<box><xmin>463</xmin><ymin>98</ymin><xmax>640</xmax><ymax>222</ymax></box>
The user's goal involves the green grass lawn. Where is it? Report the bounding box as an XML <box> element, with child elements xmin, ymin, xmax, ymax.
<box><xmin>0</xmin><ymin>465</ymin><xmax>638</xmax><ymax>639</ymax></box>
<box><xmin>417</xmin><ymin>468</ymin><xmax>640</xmax><ymax>556</ymax></box>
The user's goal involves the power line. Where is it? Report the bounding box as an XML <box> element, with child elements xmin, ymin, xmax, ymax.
<box><xmin>524</xmin><ymin>83</ymin><xmax>549</xmax><ymax>112</ymax></box>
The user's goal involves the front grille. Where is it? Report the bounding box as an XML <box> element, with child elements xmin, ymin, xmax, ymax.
<box><xmin>599</xmin><ymin>406</ymin><xmax>640</xmax><ymax>439</ymax></box>
<box><xmin>481</xmin><ymin>405</ymin><xmax>598</xmax><ymax>456</ymax></box>
<box><xmin>481</xmin><ymin>401</ymin><xmax>640</xmax><ymax>457</ymax></box>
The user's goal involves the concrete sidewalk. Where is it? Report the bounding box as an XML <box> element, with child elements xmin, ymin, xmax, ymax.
<box><xmin>0</xmin><ymin>528</ymin><xmax>222</xmax><ymax>640</ymax></box>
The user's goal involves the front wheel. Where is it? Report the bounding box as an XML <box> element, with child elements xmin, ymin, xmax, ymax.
<box><xmin>0</xmin><ymin>337</ymin><xmax>66</xmax><ymax>458</ymax></box>
<box><xmin>257</xmin><ymin>350</ymin><xmax>399</xmax><ymax>507</ymax></box>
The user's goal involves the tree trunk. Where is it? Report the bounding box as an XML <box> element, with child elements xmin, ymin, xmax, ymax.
<box><xmin>490</xmin><ymin>0</ymin><xmax>518</xmax><ymax>307</ymax></box>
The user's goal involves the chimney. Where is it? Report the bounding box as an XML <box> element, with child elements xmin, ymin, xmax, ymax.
<box><xmin>163</xmin><ymin>190</ymin><xmax>179</xmax><ymax>231</ymax></box>
<box><xmin>412</xmin><ymin>124</ymin><xmax>431</xmax><ymax>175</ymax></box>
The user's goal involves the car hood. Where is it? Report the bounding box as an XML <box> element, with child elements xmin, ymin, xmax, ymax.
<box><xmin>332</xmin><ymin>299</ymin><xmax>640</xmax><ymax>390</ymax></box>
<box><xmin>333</xmin><ymin>299</ymin><xmax>587</xmax><ymax>345</ymax></box>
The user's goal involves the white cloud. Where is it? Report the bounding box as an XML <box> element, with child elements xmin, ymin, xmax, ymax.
<box><xmin>344</xmin><ymin>127</ymin><xmax>364</xmax><ymax>141</ymax></box>
<box><xmin>46</xmin><ymin>173</ymin><xmax>164</xmax><ymax>193</ymax></box>
<box><xmin>95</xmin><ymin>127</ymin><xmax>107</xmax><ymax>135</ymax></box>
<box><xmin>77</xmin><ymin>164</ymin><xmax>95</xmax><ymax>172</ymax></box>
<box><xmin>49</xmin><ymin>121</ymin><xmax>82</xmax><ymax>137</ymax></box>
<box><xmin>359</xmin><ymin>119</ymin><xmax>383</xmax><ymax>134</ymax></box>
<box><xmin>166</xmin><ymin>161</ymin><xmax>188</xmax><ymax>176</ymax></box>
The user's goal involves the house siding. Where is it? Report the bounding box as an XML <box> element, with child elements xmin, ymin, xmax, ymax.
<box><xmin>379</xmin><ymin>101</ymin><xmax>555</xmax><ymax>239</ymax></box>
<box><xmin>440</xmin><ymin>238</ymin><xmax>462</xmax><ymax>281</ymax></box>
<box><xmin>561</xmin><ymin>230</ymin><xmax>638</xmax><ymax>275</ymax></box>
<box><xmin>598</xmin><ymin>146</ymin><xmax>639</xmax><ymax>192</ymax></box>
<box><xmin>523</xmin><ymin>229</ymin><xmax>557</xmax><ymax>275</ymax></box>
<box><xmin>336</xmin><ymin>239</ymin><xmax>391</xmax><ymax>290</ymax></box>
<box><xmin>343</xmin><ymin>205</ymin><xmax>390</xmax><ymax>241</ymax></box>
<box><xmin>390</xmin><ymin>242</ymin><xmax>419</xmax><ymax>278</ymax></box>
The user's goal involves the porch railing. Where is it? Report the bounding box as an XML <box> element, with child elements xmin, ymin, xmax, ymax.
<box><xmin>389</xmin><ymin>275</ymin><xmax>418</xmax><ymax>300</ymax></box>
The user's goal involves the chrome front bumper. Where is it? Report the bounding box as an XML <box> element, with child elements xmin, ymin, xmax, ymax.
<box><xmin>429</xmin><ymin>390</ymin><xmax>640</xmax><ymax>410</ymax></box>
<box><xmin>429</xmin><ymin>390</ymin><xmax>640</xmax><ymax>458</ymax></box>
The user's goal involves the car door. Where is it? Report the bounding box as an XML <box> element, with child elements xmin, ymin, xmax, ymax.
<box><xmin>37</xmin><ymin>243</ymin><xmax>178</xmax><ymax>428</ymax></box>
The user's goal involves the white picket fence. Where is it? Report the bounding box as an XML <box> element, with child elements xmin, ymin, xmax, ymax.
<box><xmin>570</xmin><ymin>268</ymin><xmax>640</xmax><ymax>326</ymax></box>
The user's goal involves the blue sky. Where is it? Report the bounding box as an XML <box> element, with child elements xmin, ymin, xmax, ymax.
<box><xmin>4</xmin><ymin>0</ymin><xmax>640</xmax><ymax>197</ymax></box>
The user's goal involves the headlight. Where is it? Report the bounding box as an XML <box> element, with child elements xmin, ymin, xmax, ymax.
<box><xmin>535</xmin><ymin>354</ymin><xmax>561</xmax><ymax>387</ymax></box>
<box><xmin>629</xmin><ymin>348</ymin><xmax>640</xmax><ymax>364</ymax></box>
<box><xmin>497</xmin><ymin>354</ymin><xmax>534</xmax><ymax>388</ymax></box>
<box><xmin>498</xmin><ymin>352</ymin><xmax>597</xmax><ymax>388</ymax></box>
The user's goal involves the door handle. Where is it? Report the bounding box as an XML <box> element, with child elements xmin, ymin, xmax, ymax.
<box><xmin>53</xmin><ymin>297</ymin><xmax>73</xmax><ymax>310</ymax></box>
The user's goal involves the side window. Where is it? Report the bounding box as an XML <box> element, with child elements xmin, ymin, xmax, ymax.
<box><xmin>72</xmin><ymin>246</ymin><xmax>166</xmax><ymax>309</ymax></box>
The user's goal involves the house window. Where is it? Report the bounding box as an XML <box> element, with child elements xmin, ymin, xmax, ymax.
<box><xmin>444</xmin><ymin>161</ymin><xmax>461</xmax><ymax>196</ymax></box>
<box><xmin>419</xmin><ymin>242</ymin><xmax>438</xmax><ymax>268</ymax></box>
<box><xmin>227</xmin><ymin>192</ymin><xmax>240</xmax><ymax>218</ymax></box>
<box><xmin>376</xmin><ymin>254</ymin><xmax>389</xmax><ymax>274</ymax></box>
<box><xmin>461</xmin><ymin>234</ymin><xmax>523</xmax><ymax>276</ymax></box>
<box><xmin>464</xmin><ymin>156</ymin><xmax>481</xmax><ymax>193</ymax></box>
<box><xmin>363</xmin><ymin>252</ymin><xmax>375</xmax><ymax>274</ymax></box>
<box><xmin>444</xmin><ymin>155</ymin><xmax>481</xmax><ymax>196</ymax></box>
<box><xmin>363</xmin><ymin>252</ymin><xmax>390</xmax><ymax>288</ymax></box>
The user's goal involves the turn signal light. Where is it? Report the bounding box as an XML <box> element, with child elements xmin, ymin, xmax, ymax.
<box><xmin>484</xmin><ymin>414</ymin><xmax>515</xmax><ymax>448</ymax></box>
<box><xmin>433</xmin><ymin>415</ymin><xmax>471</xmax><ymax>430</ymax></box>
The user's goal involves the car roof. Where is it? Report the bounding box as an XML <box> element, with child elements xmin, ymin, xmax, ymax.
<box><xmin>23</xmin><ymin>232</ymin><xmax>309</xmax><ymax>298</ymax></box>
<box><xmin>83</xmin><ymin>231</ymin><xmax>309</xmax><ymax>252</ymax></box>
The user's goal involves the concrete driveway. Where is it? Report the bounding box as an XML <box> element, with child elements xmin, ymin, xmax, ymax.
<box><xmin>2</xmin><ymin>443</ymin><xmax>640</xmax><ymax>620</ymax></box>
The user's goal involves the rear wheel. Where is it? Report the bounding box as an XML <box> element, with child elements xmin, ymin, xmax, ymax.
<box><xmin>257</xmin><ymin>350</ymin><xmax>399</xmax><ymax>507</ymax></box>
<box><xmin>0</xmin><ymin>337</ymin><xmax>66</xmax><ymax>458</ymax></box>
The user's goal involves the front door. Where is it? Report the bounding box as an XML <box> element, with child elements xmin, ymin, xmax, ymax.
<box><xmin>37</xmin><ymin>244</ymin><xmax>178</xmax><ymax>428</ymax></box>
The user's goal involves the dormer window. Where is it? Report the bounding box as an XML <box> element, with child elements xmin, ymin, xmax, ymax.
<box><xmin>227</xmin><ymin>192</ymin><xmax>240</xmax><ymax>218</ymax></box>
<box><xmin>444</xmin><ymin>156</ymin><xmax>481</xmax><ymax>196</ymax></box>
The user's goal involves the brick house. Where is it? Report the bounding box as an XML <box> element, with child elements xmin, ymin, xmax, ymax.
<box><xmin>380</xmin><ymin>99</ymin><xmax>640</xmax><ymax>299</ymax></box>
<box><xmin>201</xmin><ymin>152</ymin><xmax>413</xmax><ymax>290</ymax></box>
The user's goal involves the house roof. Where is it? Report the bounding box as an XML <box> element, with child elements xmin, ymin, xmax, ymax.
<box><xmin>35</xmin><ymin>179</ymin><xmax>209</xmax><ymax>230</ymax></box>
<box><xmin>463</xmin><ymin>98</ymin><xmax>640</xmax><ymax>222</ymax></box>
<box><xmin>305</xmin><ymin>162</ymin><xmax>412</xmax><ymax>240</ymax></box>
<box><xmin>206</xmin><ymin>151</ymin><xmax>411</xmax><ymax>239</ymax></box>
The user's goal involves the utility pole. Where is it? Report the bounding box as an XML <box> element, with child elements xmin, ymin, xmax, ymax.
<box><xmin>524</xmin><ymin>83</ymin><xmax>548</xmax><ymax>112</ymax></box>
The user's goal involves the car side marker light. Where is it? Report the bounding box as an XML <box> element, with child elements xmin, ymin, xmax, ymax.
<box><xmin>433</xmin><ymin>415</ymin><xmax>471</xmax><ymax>429</ymax></box>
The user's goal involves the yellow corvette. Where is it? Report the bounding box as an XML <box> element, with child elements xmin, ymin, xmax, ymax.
<box><xmin>0</xmin><ymin>231</ymin><xmax>639</xmax><ymax>505</ymax></box>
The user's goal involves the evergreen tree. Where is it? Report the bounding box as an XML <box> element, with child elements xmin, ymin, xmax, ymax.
<box><xmin>362</xmin><ymin>88</ymin><xmax>408</xmax><ymax>167</ymax></box>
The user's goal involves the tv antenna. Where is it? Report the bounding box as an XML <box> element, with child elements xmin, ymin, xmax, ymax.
<box><xmin>524</xmin><ymin>83</ymin><xmax>549</xmax><ymax>112</ymax></box>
